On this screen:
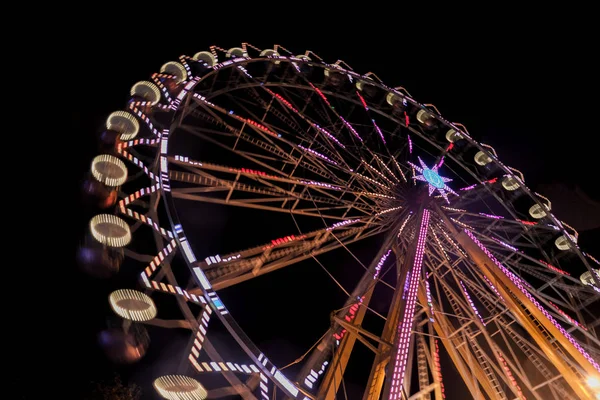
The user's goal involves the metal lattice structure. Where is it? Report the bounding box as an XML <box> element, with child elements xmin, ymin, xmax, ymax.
<box><xmin>80</xmin><ymin>43</ymin><xmax>600</xmax><ymax>400</ymax></box>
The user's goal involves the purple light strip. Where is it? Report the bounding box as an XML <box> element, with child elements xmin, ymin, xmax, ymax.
<box><xmin>465</xmin><ymin>229</ymin><xmax>600</xmax><ymax>373</ymax></box>
<box><xmin>425</xmin><ymin>279</ymin><xmax>434</xmax><ymax>322</ymax></box>
<box><xmin>297</xmin><ymin>145</ymin><xmax>338</xmax><ymax>165</ymax></box>
<box><xmin>437</xmin><ymin>156</ymin><xmax>445</xmax><ymax>169</ymax></box>
<box><xmin>372</xmin><ymin>119</ymin><xmax>387</xmax><ymax>144</ymax></box>
<box><xmin>490</xmin><ymin>236</ymin><xmax>519</xmax><ymax>252</ymax></box>
<box><xmin>479</xmin><ymin>212</ymin><xmax>503</xmax><ymax>219</ymax></box>
<box><xmin>407</xmin><ymin>134</ymin><xmax>413</xmax><ymax>154</ymax></box>
<box><xmin>339</xmin><ymin>115</ymin><xmax>363</xmax><ymax>142</ymax></box>
<box><xmin>313</xmin><ymin>124</ymin><xmax>345</xmax><ymax>149</ymax></box>
<box><xmin>459</xmin><ymin>281</ymin><xmax>486</xmax><ymax>326</ymax></box>
<box><xmin>374</xmin><ymin>249</ymin><xmax>392</xmax><ymax>280</ymax></box>
<box><xmin>326</xmin><ymin>219</ymin><xmax>360</xmax><ymax>231</ymax></box>
<box><xmin>482</xmin><ymin>275</ymin><xmax>504</xmax><ymax>301</ymax></box>
<box><xmin>389</xmin><ymin>209</ymin><xmax>431</xmax><ymax>399</ymax></box>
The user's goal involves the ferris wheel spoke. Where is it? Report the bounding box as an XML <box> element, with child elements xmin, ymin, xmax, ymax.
<box><xmin>297</xmin><ymin>222</ymin><xmax>410</xmax><ymax>397</ymax></box>
<box><xmin>168</xmin><ymin>169</ymin><xmax>378</xmax><ymax>220</ymax></box>
<box><xmin>186</xmin><ymin>219</ymin><xmax>388</xmax><ymax>292</ymax></box>
<box><xmin>473</xmin><ymin>232</ymin><xmax>597</xmax><ymax>298</ymax></box>
<box><xmin>433</xmin><ymin>273</ymin><xmax>520</xmax><ymax>399</ymax></box>
<box><xmin>228</xmin><ymin>70</ymin><xmax>360</xmax><ymax>172</ymax></box>
<box><xmin>182</xmin><ymin>101</ymin><xmax>361</xmax><ymax>188</ymax></box>
<box><xmin>178</xmin><ymin>121</ymin><xmax>352</xmax><ymax>188</ymax></box>
<box><xmin>429</xmin><ymin>225</ymin><xmax>577</xmax><ymax>398</ymax></box>
<box><xmin>437</xmin><ymin>263</ymin><xmax>566</xmax><ymax>400</ymax></box>
<box><xmin>175</xmin><ymin>118</ymin><xmax>389</xmax><ymax>200</ymax></box>
<box><xmin>461</xmin><ymin>274</ymin><xmax>580</xmax><ymax>398</ymax></box>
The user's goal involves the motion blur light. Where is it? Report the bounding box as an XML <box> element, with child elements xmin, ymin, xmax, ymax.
<box><xmin>587</xmin><ymin>376</ymin><xmax>599</xmax><ymax>388</ymax></box>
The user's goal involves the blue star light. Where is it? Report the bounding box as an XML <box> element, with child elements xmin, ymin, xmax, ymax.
<box><xmin>408</xmin><ymin>157</ymin><xmax>457</xmax><ymax>203</ymax></box>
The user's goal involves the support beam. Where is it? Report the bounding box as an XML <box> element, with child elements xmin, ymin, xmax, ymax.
<box><xmin>362</xmin><ymin>209</ymin><xmax>430</xmax><ymax>400</ymax></box>
<box><xmin>296</xmin><ymin>220</ymin><xmax>402</xmax><ymax>398</ymax></box>
<box><xmin>436</xmin><ymin>204</ymin><xmax>599</xmax><ymax>400</ymax></box>
<box><xmin>418</xmin><ymin>286</ymin><xmax>492</xmax><ymax>400</ymax></box>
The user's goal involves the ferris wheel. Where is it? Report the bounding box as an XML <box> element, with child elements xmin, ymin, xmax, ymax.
<box><xmin>79</xmin><ymin>43</ymin><xmax>600</xmax><ymax>400</ymax></box>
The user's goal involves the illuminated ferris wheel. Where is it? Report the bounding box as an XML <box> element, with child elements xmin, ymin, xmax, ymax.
<box><xmin>79</xmin><ymin>43</ymin><xmax>600</xmax><ymax>400</ymax></box>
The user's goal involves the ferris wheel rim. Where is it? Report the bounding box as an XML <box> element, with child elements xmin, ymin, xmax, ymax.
<box><xmin>151</xmin><ymin>54</ymin><xmax>597</xmax><ymax>396</ymax></box>
<box><xmin>88</xmin><ymin>45</ymin><xmax>600</xmax><ymax>399</ymax></box>
<box><xmin>163</xmin><ymin>55</ymin><xmax>590</xmax><ymax>275</ymax></box>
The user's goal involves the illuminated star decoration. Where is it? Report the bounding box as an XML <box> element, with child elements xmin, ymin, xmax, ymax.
<box><xmin>408</xmin><ymin>157</ymin><xmax>457</xmax><ymax>203</ymax></box>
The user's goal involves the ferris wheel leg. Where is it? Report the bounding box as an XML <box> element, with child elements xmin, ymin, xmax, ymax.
<box><xmin>434</xmin><ymin>204</ymin><xmax>599</xmax><ymax>400</ymax></box>
<box><xmin>295</xmin><ymin>221</ymin><xmax>401</xmax><ymax>398</ymax></box>
<box><xmin>417</xmin><ymin>287</ymin><xmax>499</xmax><ymax>400</ymax></box>
<box><xmin>363</xmin><ymin>209</ymin><xmax>429</xmax><ymax>400</ymax></box>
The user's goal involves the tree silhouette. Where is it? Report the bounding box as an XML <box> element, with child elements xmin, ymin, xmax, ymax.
<box><xmin>88</xmin><ymin>374</ymin><xmax>141</xmax><ymax>400</ymax></box>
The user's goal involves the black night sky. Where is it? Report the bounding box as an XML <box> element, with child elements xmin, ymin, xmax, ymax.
<box><xmin>71</xmin><ymin>11</ymin><xmax>599</xmax><ymax>400</ymax></box>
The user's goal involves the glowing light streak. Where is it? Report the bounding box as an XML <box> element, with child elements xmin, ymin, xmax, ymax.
<box><xmin>151</xmin><ymin>73</ymin><xmax>174</xmax><ymax>104</ymax></box>
<box><xmin>354</xmin><ymin>90</ymin><xmax>386</xmax><ymax>143</ymax></box>
<box><xmin>371</xmin><ymin>153</ymin><xmax>399</xmax><ymax>182</ymax></box>
<box><xmin>372</xmin><ymin>119</ymin><xmax>386</xmax><ymax>144</ymax></box>
<box><xmin>548</xmin><ymin>301</ymin><xmax>587</xmax><ymax>331</ymax></box>
<box><xmin>459</xmin><ymin>281</ymin><xmax>486</xmax><ymax>326</ymax></box>
<box><xmin>354</xmin><ymin>172</ymin><xmax>391</xmax><ymax>190</ymax></box>
<box><xmin>391</xmin><ymin>156</ymin><xmax>408</xmax><ymax>183</ymax></box>
<box><xmin>388</xmin><ymin>210</ymin><xmax>431</xmax><ymax>399</ymax></box>
<box><xmin>313</xmin><ymin>123</ymin><xmax>345</xmax><ymax>148</ymax></box>
<box><xmin>246</xmin><ymin>118</ymin><xmax>279</xmax><ymax>138</ymax></box>
<box><xmin>138</xmin><ymin>239</ymin><xmax>179</xmax><ymax>279</ymax></box>
<box><xmin>362</xmin><ymin>159</ymin><xmax>394</xmax><ymax>185</ymax></box>
<box><xmin>327</xmin><ymin>219</ymin><xmax>360</xmax><ymax>231</ymax></box>
<box><xmin>178</xmin><ymin>55</ymin><xmax>193</xmax><ymax>78</ymax></box>
<box><xmin>374</xmin><ymin>249</ymin><xmax>392</xmax><ymax>279</ymax></box>
<box><xmin>397</xmin><ymin>213</ymin><xmax>413</xmax><ymax>237</ymax></box>
<box><xmin>479</xmin><ymin>212</ymin><xmax>504</xmax><ymax>219</ymax></box>
<box><xmin>482</xmin><ymin>275</ymin><xmax>504</xmax><ymax>301</ymax></box>
<box><xmin>437</xmin><ymin>156</ymin><xmax>445</xmax><ymax>169</ymax></box>
<box><xmin>356</xmin><ymin>90</ymin><xmax>368</xmax><ymax>110</ymax></box>
<box><xmin>451</xmin><ymin>217</ymin><xmax>475</xmax><ymax>232</ymax></box>
<box><xmin>297</xmin><ymin>144</ymin><xmax>338</xmax><ymax>165</ymax></box>
<box><xmin>263</xmin><ymin>234</ymin><xmax>306</xmax><ymax>250</ymax></box>
<box><xmin>339</xmin><ymin>115</ymin><xmax>363</xmax><ymax>142</ymax></box>
<box><xmin>538</xmin><ymin>259</ymin><xmax>570</xmax><ymax>276</ymax></box>
<box><xmin>517</xmin><ymin>219</ymin><xmax>537</xmax><ymax>226</ymax></box>
<box><xmin>583</xmin><ymin>252</ymin><xmax>600</xmax><ymax>266</ymax></box>
<box><xmin>205</xmin><ymin>254</ymin><xmax>241</xmax><ymax>265</ymax></box>
<box><xmin>459</xmin><ymin>177</ymin><xmax>497</xmax><ymax>191</ymax></box>
<box><xmin>436</xmin><ymin>224</ymin><xmax>468</xmax><ymax>258</ymax></box>
<box><xmin>431</xmin><ymin>228</ymin><xmax>450</xmax><ymax>261</ymax></box>
<box><xmin>491</xmin><ymin>236</ymin><xmax>519</xmax><ymax>252</ymax></box>
<box><xmin>425</xmin><ymin>280</ymin><xmax>434</xmax><ymax>321</ymax></box>
<box><xmin>434</xmin><ymin>340</ymin><xmax>446</xmax><ymax>398</ymax></box>
<box><xmin>300</xmin><ymin>180</ymin><xmax>342</xmax><ymax>190</ymax></box>
<box><xmin>441</xmin><ymin>206</ymin><xmax>467</xmax><ymax>213</ymax></box>
<box><xmin>309</xmin><ymin>83</ymin><xmax>331</xmax><ymax>106</ymax></box>
<box><xmin>116</xmin><ymin>143</ymin><xmax>159</xmax><ymax>182</ymax></box>
<box><xmin>497</xmin><ymin>352</ymin><xmax>526</xmax><ymax>400</ymax></box>
<box><xmin>361</xmin><ymin>191</ymin><xmax>395</xmax><ymax>199</ymax></box>
<box><xmin>376</xmin><ymin>206</ymin><xmax>403</xmax><ymax>216</ymax></box>
<box><xmin>407</xmin><ymin>134</ymin><xmax>413</xmax><ymax>153</ymax></box>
